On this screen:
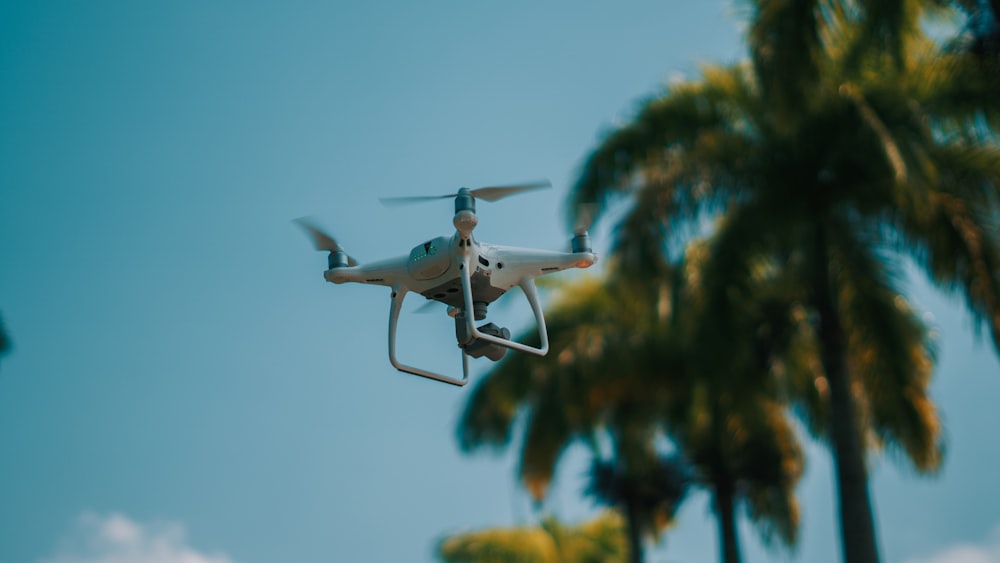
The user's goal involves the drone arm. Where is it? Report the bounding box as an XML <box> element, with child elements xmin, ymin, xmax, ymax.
<box><xmin>486</xmin><ymin>245</ymin><xmax>597</xmax><ymax>283</ymax></box>
<box><xmin>325</xmin><ymin>255</ymin><xmax>410</xmax><ymax>288</ymax></box>
<box><xmin>459</xmin><ymin>255</ymin><xmax>549</xmax><ymax>356</ymax></box>
<box><xmin>387</xmin><ymin>286</ymin><xmax>470</xmax><ymax>387</ymax></box>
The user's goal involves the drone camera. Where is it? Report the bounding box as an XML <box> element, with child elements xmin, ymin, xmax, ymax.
<box><xmin>454</xmin><ymin>314</ymin><xmax>511</xmax><ymax>361</ymax></box>
<box><xmin>463</xmin><ymin>322</ymin><xmax>511</xmax><ymax>362</ymax></box>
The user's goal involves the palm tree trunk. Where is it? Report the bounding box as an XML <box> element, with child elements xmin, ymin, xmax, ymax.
<box><xmin>713</xmin><ymin>483</ymin><xmax>742</xmax><ymax>563</ymax></box>
<box><xmin>813</xmin><ymin>224</ymin><xmax>880</xmax><ymax>563</ymax></box>
<box><xmin>624</xmin><ymin>498</ymin><xmax>645</xmax><ymax>563</ymax></box>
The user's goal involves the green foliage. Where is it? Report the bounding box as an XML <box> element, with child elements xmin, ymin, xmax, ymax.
<box><xmin>568</xmin><ymin>5</ymin><xmax>995</xmax><ymax>470</ymax></box>
<box><xmin>585</xmin><ymin>456</ymin><xmax>690</xmax><ymax>541</ymax></box>
<box><xmin>455</xmin><ymin>3</ymin><xmax>997</xmax><ymax>563</ymax></box>
<box><xmin>436</xmin><ymin>512</ymin><xmax>628</xmax><ymax>563</ymax></box>
<box><xmin>669</xmin><ymin>242</ymin><xmax>808</xmax><ymax>550</ymax></box>
<box><xmin>458</xmin><ymin>249</ymin><xmax>809</xmax><ymax>562</ymax></box>
<box><xmin>567</xmin><ymin>3</ymin><xmax>998</xmax><ymax>562</ymax></box>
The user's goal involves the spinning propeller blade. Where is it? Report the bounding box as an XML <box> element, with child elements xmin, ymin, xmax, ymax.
<box><xmin>414</xmin><ymin>299</ymin><xmax>445</xmax><ymax>314</ymax></box>
<box><xmin>377</xmin><ymin>194</ymin><xmax>453</xmax><ymax>206</ymax></box>
<box><xmin>379</xmin><ymin>180</ymin><xmax>551</xmax><ymax>206</ymax></box>
<box><xmin>293</xmin><ymin>217</ymin><xmax>359</xmax><ymax>266</ymax></box>
<box><xmin>569</xmin><ymin>203</ymin><xmax>597</xmax><ymax>255</ymax></box>
<box><xmin>470</xmin><ymin>180</ymin><xmax>551</xmax><ymax>202</ymax></box>
<box><xmin>574</xmin><ymin>203</ymin><xmax>597</xmax><ymax>235</ymax></box>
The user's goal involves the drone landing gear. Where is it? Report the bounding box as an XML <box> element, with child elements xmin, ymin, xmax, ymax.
<box><xmin>386</xmin><ymin>257</ymin><xmax>549</xmax><ymax>387</ymax></box>
<box><xmin>387</xmin><ymin>288</ymin><xmax>472</xmax><ymax>386</ymax></box>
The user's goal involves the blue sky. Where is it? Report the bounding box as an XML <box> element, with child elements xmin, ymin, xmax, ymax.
<box><xmin>1</xmin><ymin>2</ymin><xmax>998</xmax><ymax>562</ymax></box>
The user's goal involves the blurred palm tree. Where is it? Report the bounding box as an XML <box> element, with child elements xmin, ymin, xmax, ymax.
<box><xmin>436</xmin><ymin>511</ymin><xmax>627</xmax><ymax>563</ymax></box>
<box><xmin>584</xmin><ymin>456</ymin><xmax>688</xmax><ymax>563</ymax></box>
<box><xmin>650</xmin><ymin>245</ymin><xmax>807</xmax><ymax>563</ymax></box>
<box><xmin>568</xmin><ymin>3</ymin><xmax>994</xmax><ymax>562</ymax></box>
<box><xmin>457</xmin><ymin>252</ymin><xmax>808</xmax><ymax>563</ymax></box>
<box><xmin>457</xmin><ymin>276</ymin><xmax>681</xmax><ymax>563</ymax></box>
<box><xmin>583</xmin><ymin>439</ymin><xmax>690</xmax><ymax>563</ymax></box>
<box><xmin>940</xmin><ymin>0</ymin><xmax>1000</xmax><ymax>56</ymax></box>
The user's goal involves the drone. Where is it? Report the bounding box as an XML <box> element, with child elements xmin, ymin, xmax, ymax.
<box><xmin>296</xmin><ymin>181</ymin><xmax>597</xmax><ymax>386</ymax></box>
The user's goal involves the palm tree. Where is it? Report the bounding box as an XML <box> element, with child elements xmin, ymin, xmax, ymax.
<box><xmin>584</xmin><ymin>455</ymin><xmax>690</xmax><ymax>563</ymax></box>
<box><xmin>568</xmin><ymin>4</ymin><xmax>993</xmax><ymax>562</ymax></box>
<box><xmin>672</xmin><ymin>391</ymin><xmax>802</xmax><ymax>563</ymax></box>
<box><xmin>457</xmin><ymin>275</ymin><xmax>684</xmax><ymax>563</ymax></box>
<box><xmin>457</xmin><ymin>253</ymin><xmax>808</xmax><ymax>563</ymax></box>
<box><xmin>654</xmin><ymin>243</ymin><xmax>807</xmax><ymax>563</ymax></box>
<box><xmin>436</xmin><ymin>511</ymin><xmax>628</xmax><ymax>563</ymax></box>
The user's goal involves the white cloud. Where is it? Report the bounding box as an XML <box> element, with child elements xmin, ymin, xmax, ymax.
<box><xmin>904</xmin><ymin>525</ymin><xmax>1000</xmax><ymax>563</ymax></box>
<box><xmin>40</xmin><ymin>512</ymin><xmax>235</xmax><ymax>563</ymax></box>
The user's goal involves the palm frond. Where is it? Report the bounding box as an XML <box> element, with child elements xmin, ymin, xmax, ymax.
<box><xmin>519</xmin><ymin>385</ymin><xmax>576</xmax><ymax>501</ymax></box>
<box><xmin>909</xmin><ymin>51</ymin><xmax>1000</xmax><ymax>136</ymax></box>
<box><xmin>689</xmin><ymin>195</ymin><xmax>811</xmax><ymax>391</ymax></box>
<box><xmin>744</xmin><ymin>0</ymin><xmax>824</xmax><ymax>121</ymax></box>
<box><xmin>832</xmin><ymin>221</ymin><xmax>943</xmax><ymax>472</ymax></box>
<box><xmin>737</xmin><ymin>399</ymin><xmax>805</xmax><ymax>548</ymax></box>
<box><xmin>569</xmin><ymin>65</ymin><xmax>759</xmax><ymax>229</ymax></box>
<box><xmin>585</xmin><ymin>455</ymin><xmax>691</xmax><ymax>538</ymax></box>
<box><xmin>457</xmin><ymin>349</ymin><xmax>537</xmax><ymax>452</ymax></box>
<box><xmin>892</xmin><ymin>144</ymin><xmax>1000</xmax><ymax>349</ymax></box>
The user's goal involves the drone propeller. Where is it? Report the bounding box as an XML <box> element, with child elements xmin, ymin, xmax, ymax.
<box><xmin>293</xmin><ymin>217</ymin><xmax>359</xmax><ymax>267</ymax></box>
<box><xmin>414</xmin><ymin>299</ymin><xmax>445</xmax><ymax>314</ymax></box>
<box><xmin>379</xmin><ymin>180</ymin><xmax>551</xmax><ymax>207</ymax></box>
<box><xmin>574</xmin><ymin>203</ymin><xmax>597</xmax><ymax>236</ymax></box>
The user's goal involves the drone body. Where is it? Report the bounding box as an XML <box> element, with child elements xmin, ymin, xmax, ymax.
<box><xmin>298</xmin><ymin>182</ymin><xmax>597</xmax><ymax>386</ymax></box>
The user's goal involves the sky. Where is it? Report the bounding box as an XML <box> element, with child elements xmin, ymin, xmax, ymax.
<box><xmin>1</xmin><ymin>1</ymin><xmax>998</xmax><ymax>562</ymax></box>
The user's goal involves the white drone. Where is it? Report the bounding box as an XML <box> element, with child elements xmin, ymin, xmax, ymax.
<box><xmin>296</xmin><ymin>181</ymin><xmax>597</xmax><ymax>387</ymax></box>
